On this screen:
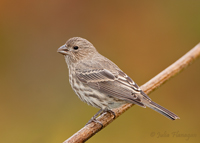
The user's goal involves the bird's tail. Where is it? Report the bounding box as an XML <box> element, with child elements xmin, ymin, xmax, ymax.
<box><xmin>145</xmin><ymin>100</ymin><xmax>180</xmax><ymax>120</ymax></box>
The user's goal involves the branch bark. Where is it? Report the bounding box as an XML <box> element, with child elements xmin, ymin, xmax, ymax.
<box><xmin>64</xmin><ymin>43</ymin><xmax>200</xmax><ymax>143</ymax></box>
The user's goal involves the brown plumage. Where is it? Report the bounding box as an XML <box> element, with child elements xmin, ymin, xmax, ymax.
<box><xmin>57</xmin><ymin>37</ymin><xmax>180</xmax><ymax>125</ymax></box>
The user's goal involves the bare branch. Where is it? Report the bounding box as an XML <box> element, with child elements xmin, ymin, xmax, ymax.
<box><xmin>64</xmin><ymin>43</ymin><xmax>200</xmax><ymax>143</ymax></box>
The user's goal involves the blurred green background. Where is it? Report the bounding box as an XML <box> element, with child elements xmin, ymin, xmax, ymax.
<box><xmin>0</xmin><ymin>0</ymin><xmax>200</xmax><ymax>143</ymax></box>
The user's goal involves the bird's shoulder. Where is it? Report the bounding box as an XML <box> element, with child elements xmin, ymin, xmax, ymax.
<box><xmin>75</xmin><ymin>54</ymin><xmax>120</xmax><ymax>75</ymax></box>
<box><xmin>74</xmin><ymin>54</ymin><xmax>120</xmax><ymax>83</ymax></box>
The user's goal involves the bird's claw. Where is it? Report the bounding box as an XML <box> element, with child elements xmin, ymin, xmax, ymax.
<box><xmin>85</xmin><ymin>117</ymin><xmax>103</xmax><ymax>129</ymax></box>
<box><xmin>101</xmin><ymin>109</ymin><xmax>116</xmax><ymax>119</ymax></box>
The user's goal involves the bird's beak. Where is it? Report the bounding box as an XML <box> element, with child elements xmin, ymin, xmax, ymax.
<box><xmin>57</xmin><ymin>45</ymin><xmax>69</xmax><ymax>55</ymax></box>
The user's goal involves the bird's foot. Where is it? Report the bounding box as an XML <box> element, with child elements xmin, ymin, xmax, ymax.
<box><xmin>101</xmin><ymin>109</ymin><xmax>116</xmax><ymax>119</ymax></box>
<box><xmin>85</xmin><ymin>117</ymin><xmax>103</xmax><ymax>129</ymax></box>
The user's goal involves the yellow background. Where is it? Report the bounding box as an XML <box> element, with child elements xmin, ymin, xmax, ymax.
<box><xmin>0</xmin><ymin>0</ymin><xmax>200</xmax><ymax>143</ymax></box>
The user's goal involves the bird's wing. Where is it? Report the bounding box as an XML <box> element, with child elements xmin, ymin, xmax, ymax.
<box><xmin>75</xmin><ymin>67</ymin><xmax>150</xmax><ymax>107</ymax></box>
<box><xmin>76</xmin><ymin>68</ymin><xmax>116</xmax><ymax>83</ymax></box>
<box><xmin>116</xmin><ymin>70</ymin><xmax>151</xmax><ymax>100</ymax></box>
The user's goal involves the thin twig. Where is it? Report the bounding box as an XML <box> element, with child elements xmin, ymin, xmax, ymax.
<box><xmin>64</xmin><ymin>43</ymin><xmax>200</xmax><ymax>143</ymax></box>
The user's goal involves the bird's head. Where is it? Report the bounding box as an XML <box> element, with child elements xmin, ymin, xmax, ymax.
<box><xmin>57</xmin><ymin>37</ymin><xmax>97</xmax><ymax>63</ymax></box>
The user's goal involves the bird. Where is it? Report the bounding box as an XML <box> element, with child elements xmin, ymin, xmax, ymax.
<box><xmin>57</xmin><ymin>37</ymin><xmax>180</xmax><ymax>125</ymax></box>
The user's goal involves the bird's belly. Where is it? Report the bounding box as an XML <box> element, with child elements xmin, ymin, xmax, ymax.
<box><xmin>70</xmin><ymin>79</ymin><xmax>125</xmax><ymax>109</ymax></box>
<box><xmin>76</xmin><ymin>89</ymin><xmax>126</xmax><ymax>109</ymax></box>
<box><xmin>69</xmin><ymin>73</ymin><xmax>126</xmax><ymax>109</ymax></box>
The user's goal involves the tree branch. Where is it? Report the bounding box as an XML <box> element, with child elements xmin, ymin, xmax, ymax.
<box><xmin>64</xmin><ymin>43</ymin><xmax>200</xmax><ymax>143</ymax></box>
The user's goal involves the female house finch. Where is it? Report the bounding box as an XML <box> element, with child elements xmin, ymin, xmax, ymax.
<box><xmin>57</xmin><ymin>37</ymin><xmax>179</xmax><ymax>125</ymax></box>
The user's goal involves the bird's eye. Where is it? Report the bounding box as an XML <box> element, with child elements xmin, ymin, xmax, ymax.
<box><xmin>73</xmin><ymin>46</ymin><xmax>79</xmax><ymax>50</ymax></box>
